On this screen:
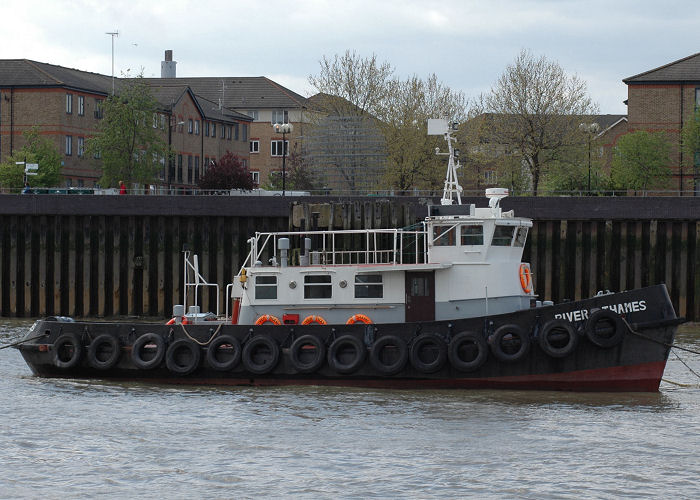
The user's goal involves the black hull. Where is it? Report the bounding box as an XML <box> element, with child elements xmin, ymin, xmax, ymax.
<box><xmin>17</xmin><ymin>285</ymin><xmax>682</xmax><ymax>392</ymax></box>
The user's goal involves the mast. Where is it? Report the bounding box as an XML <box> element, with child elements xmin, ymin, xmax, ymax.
<box><xmin>428</xmin><ymin>119</ymin><xmax>463</xmax><ymax>205</ymax></box>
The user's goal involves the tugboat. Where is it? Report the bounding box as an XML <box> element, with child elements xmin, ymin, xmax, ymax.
<box><xmin>15</xmin><ymin>120</ymin><xmax>683</xmax><ymax>391</ymax></box>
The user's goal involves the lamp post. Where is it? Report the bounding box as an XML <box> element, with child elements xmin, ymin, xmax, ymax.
<box><xmin>579</xmin><ymin>122</ymin><xmax>600</xmax><ymax>194</ymax></box>
<box><xmin>272</xmin><ymin>122</ymin><xmax>293</xmax><ymax>196</ymax></box>
<box><xmin>106</xmin><ymin>31</ymin><xmax>119</xmax><ymax>95</ymax></box>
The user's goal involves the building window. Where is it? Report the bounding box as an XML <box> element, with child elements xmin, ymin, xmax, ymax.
<box><xmin>194</xmin><ymin>156</ymin><xmax>200</xmax><ymax>183</ymax></box>
<box><xmin>251</xmin><ymin>171</ymin><xmax>260</xmax><ymax>184</ymax></box>
<box><xmin>484</xmin><ymin>170</ymin><xmax>497</xmax><ymax>185</ymax></box>
<box><xmin>304</xmin><ymin>275</ymin><xmax>332</xmax><ymax>299</ymax></box>
<box><xmin>66</xmin><ymin>94</ymin><xmax>73</xmax><ymax>114</ymax></box>
<box><xmin>94</xmin><ymin>99</ymin><xmax>103</xmax><ymax>119</ymax></box>
<box><xmin>205</xmin><ymin>122</ymin><xmax>209</xmax><ymax>137</ymax></box>
<box><xmin>250</xmin><ymin>140</ymin><xmax>260</xmax><ymax>153</ymax></box>
<box><xmin>247</xmin><ymin>110</ymin><xmax>259</xmax><ymax>120</ymax></box>
<box><xmin>271</xmin><ymin>140</ymin><xmax>289</xmax><ymax>157</ymax></box>
<box><xmin>255</xmin><ymin>275</ymin><xmax>277</xmax><ymax>299</ymax></box>
<box><xmin>242</xmin><ymin>124</ymin><xmax>248</xmax><ymax>142</ymax></box>
<box><xmin>187</xmin><ymin>119</ymin><xmax>193</xmax><ymax>134</ymax></box>
<box><xmin>233</xmin><ymin>124</ymin><xmax>238</xmax><ymax>140</ymax></box>
<box><xmin>220</xmin><ymin>124</ymin><xmax>225</xmax><ymax>139</ymax></box>
<box><xmin>177</xmin><ymin>154</ymin><xmax>183</xmax><ymax>182</ymax></box>
<box><xmin>77</xmin><ymin>137</ymin><xmax>84</xmax><ymax>157</ymax></box>
<box><xmin>226</xmin><ymin>125</ymin><xmax>231</xmax><ymax>140</ymax></box>
<box><xmin>492</xmin><ymin>225</ymin><xmax>515</xmax><ymax>246</ymax></box>
<box><xmin>78</xmin><ymin>96</ymin><xmax>84</xmax><ymax>116</ymax></box>
<box><xmin>187</xmin><ymin>155</ymin><xmax>193</xmax><ymax>183</ymax></box>
<box><xmin>160</xmin><ymin>114</ymin><xmax>166</xmax><ymax>130</ymax></box>
<box><xmin>355</xmin><ymin>274</ymin><xmax>383</xmax><ymax>298</ymax></box>
<box><xmin>696</xmin><ymin>87</ymin><xmax>700</xmax><ymax>107</ymax></box>
<box><xmin>460</xmin><ymin>225</ymin><xmax>483</xmax><ymax>245</ymax></box>
<box><xmin>65</xmin><ymin>135</ymin><xmax>72</xmax><ymax>155</ymax></box>
<box><xmin>211</xmin><ymin>123</ymin><xmax>216</xmax><ymax>138</ymax></box>
<box><xmin>152</xmin><ymin>113</ymin><xmax>159</xmax><ymax>128</ymax></box>
<box><xmin>271</xmin><ymin>110</ymin><xmax>288</xmax><ymax>124</ymax></box>
<box><xmin>195</xmin><ymin>120</ymin><xmax>200</xmax><ymax>135</ymax></box>
<box><xmin>433</xmin><ymin>225</ymin><xmax>456</xmax><ymax>246</ymax></box>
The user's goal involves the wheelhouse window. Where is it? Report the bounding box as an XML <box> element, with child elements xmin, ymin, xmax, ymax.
<box><xmin>355</xmin><ymin>274</ymin><xmax>383</xmax><ymax>298</ymax></box>
<box><xmin>255</xmin><ymin>275</ymin><xmax>277</xmax><ymax>299</ymax></box>
<box><xmin>514</xmin><ymin>227</ymin><xmax>528</xmax><ymax>247</ymax></box>
<box><xmin>460</xmin><ymin>225</ymin><xmax>483</xmax><ymax>245</ymax></box>
<box><xmin>492</xmin><ymin>225</ymin><xmax>515</xmax><ymax>246</ymax></box>
<box><xmin>304</xmin><ymin>275</ymin><xmax>332</xmax><ymax>299</ymax></box>
<box><xmin>432</xmin><ymin>225</ymin><xmax>456</xmax><ymax>246</ymax></box>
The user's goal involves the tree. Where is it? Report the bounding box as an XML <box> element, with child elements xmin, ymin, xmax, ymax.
<box><xmin>198</xmin><ymin>151</ymin><xmax>254</xmax><ymax>191</ymax></box>
<box><xmin>86</xmin><ymin>76</ymin><xmax>170</xmax><ymax>187</ymax></box>
<box><xmin>0</xmin><ymin>127</ymin><xmax>62</xmax><ymax>189</ymax></box>
<box><xmin>611</xmin><ymin>130</ymin><xmax>672</xmax><ymax>192</ymax></box>
<box><xmin>262</xmin><ymin>150</ymin><xmax>319</xmax><ymax>192</ymax></box>
<box><xmin>478</xmin><ymin>49</ymin><xmax>599</xmax><ymax>195</ymax></box>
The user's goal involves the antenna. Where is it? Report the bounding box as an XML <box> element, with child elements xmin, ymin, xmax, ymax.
<box><xmin>428</xmin><ymin>119</ymin><xmax>463</xmax><ymax>205</ymax></box>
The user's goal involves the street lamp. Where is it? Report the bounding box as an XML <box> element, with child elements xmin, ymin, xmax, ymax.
<box><xmin>106</xmin><ymin>31</ymin><xmax>119</xmax><ymax>95</ymax></box>
<box><xmin>272</xmin><ymin>122</ymin><xmax>293</xmax><ymax>196</ymax></box>
<box><xmin>579</xmin><ymin>122</ymin><xmax>600</xmax><ymax>193</ymax></box>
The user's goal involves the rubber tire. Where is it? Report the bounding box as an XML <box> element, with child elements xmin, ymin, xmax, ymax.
<box><xmin>206</xmin><ymin>335</ymin><xmax>242</xmax><ymax>371</ymax></box>
<box><xmin>328</xmin><ymin>335</ymin><xmax>366</xmax><ymax>375</ymax></box>
<box><xmin>448</xmin><ymin>331</ymin><xmax>488</xmax><ymax>372</ymax></box>
<box><xmin>166</xmin><ymin>339</ymin><xmax>201</xmax><ymax>375</ymax></box>
<box><xmin>131</xmin><ymin>333</ymin><xmax>166</xmax><ymax>370</ymax></box>
<box><xmin>586</xmin><ymin>309</ymin><xmax>625</xmax><ymax>348</ymax></box>
<box><xmin>490</xmin><ymin>324</ymin><xmax>530</xmax><ymax>363</ymax></box>
<box><xmin>289</xmin><ymin>335</ymin><xmax>326</xmax><ymax>374</ymax></box>
<box><xmin>242</xmin><ymin>335</ymin><xmax>280</xmax><ymax>375</ymax></box>
<box><xmin>87</xmin><ymin>334</ymin><xmax>121</xmax><ymax>370</ymax></box>
<box><xmin>52</xmin><ymin>333</ymin><xmax>82</xmax><ymax>369</ymax></box>
<box><xmin>538</xmin><ymin>319</ymin><xmax>579</xmax><ymax>358</ymax></box>
<box><xmin>370</xmin><ymin>335</ymin><xmax>408</xmax><ymax>375</ymax></box>
<box><xmin>410</xmin><ymin>333</ymin><xmax>448</xmax><ymax>373</ymax></box>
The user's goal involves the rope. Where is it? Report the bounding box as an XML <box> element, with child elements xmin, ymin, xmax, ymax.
<box><xmin>178</xmin><ymin>322</ymin><xmax>223</xmax><ymax>346</ymax></box>
<box><xmin>621</xmin><ymin>317</ymin><xmax>700</xmax><ymax>355</ymax></box>
<box><xmin>0</xmin><ymin>332</ymin><xmax>49</xmax><ymax>350</ymax></box>
<box><xmin>671</xmin><ymin>349</ymin><xmax>700</xmax><ymax>380</ymax></box>
<box><xmin>662</xmin><ymin>378</ymin><xmax>700</xmax><ymax>388</ymax></box>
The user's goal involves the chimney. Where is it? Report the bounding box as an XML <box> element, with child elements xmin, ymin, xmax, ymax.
<box><xmin>161</xmin><ymin>50</ymin><xmax>177</xmax><ymax>78</ymax></box>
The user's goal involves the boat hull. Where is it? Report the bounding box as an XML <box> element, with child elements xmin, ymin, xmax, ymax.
<box><xmin>17</xmin><ymin>285</ymin><xmax>681</xmax><ymax>392</ymax></box>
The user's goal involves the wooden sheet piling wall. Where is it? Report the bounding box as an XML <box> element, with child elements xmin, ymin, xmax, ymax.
<box><xmin>1</xmin><ymin>195</ymin><xmax>698</xmax><ymax>321</ymax></box>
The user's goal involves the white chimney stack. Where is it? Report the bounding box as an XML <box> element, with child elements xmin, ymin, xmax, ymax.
<box><xmin>161</xmin><ymin>50</ymin><xmax>176</xmax><ymax>78</ymax></box>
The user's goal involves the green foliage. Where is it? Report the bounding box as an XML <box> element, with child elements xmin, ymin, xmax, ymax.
<box><xmin>262</xmin><ymin>150</ymin><xmax>318</xmax><ymax>192</ymax></box>
<box><xmin>198</xmin><ymin>152</ymin><xmax>254</xmax><ymax>191</ymax></box>
<box><xmin>611</xmin><ymin>131</ymin><xmax>672</xmax><ymax>192</ymax></box>
<box><xmin>86</xmin><ymin>77</ymin><xmax>171</xmax><ymax>187</ymax></box>
<box><xmin>0</xmin><ymin>127</ymin><xmax>62</xmax><ymax>189</ymax></box>
<box><xmin>681</xmin><ymin>107</ymin><xmax>700</xmax><ymax>176</ymax></box>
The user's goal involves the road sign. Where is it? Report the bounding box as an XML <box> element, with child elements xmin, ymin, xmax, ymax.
<box><xmin>25</xmin><ymin>163</ymin><xmax>38</xmax><ymax>170</ymax></box>
<box><xmin>25</xmin><ymin>172</ymin><xmax>38</xmax><ymax>176</ymax></box>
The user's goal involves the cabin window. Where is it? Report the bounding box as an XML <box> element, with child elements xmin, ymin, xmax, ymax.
<box><xmin>492</xmin><ymin>225</ymin><xmax>515</xmax><ymax>246</ymax></box>
<box><xmin>514</xmin><ymin>227</ymin><xmax>528</xmax><ymax>247</ymax></box>
<box><xmin>355</xmin><ymin>274</ymin><xmax>383</xmax><ymax>298</ymax></box>
<box><xmin>460</xmin><ymin>225</ymin><xmax>483</xmax><ymax>245</ymax></box>
<box><xmin>255</xmin><ymin>275</ymin><xmax>277</xmax><ymax>299</ymax></box>
<box><xmin>432</xmin><ymin>225</ymin><xmax>456</xmax><ymax>246</ymax></box>
<box><xmin>304</xmin><ymin>275</ymin><xmax>332</xmax><ymax>299</ymax></box>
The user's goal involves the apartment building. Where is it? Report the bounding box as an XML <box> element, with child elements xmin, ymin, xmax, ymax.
<box><xmin>624</xmin><ymin>52</ymin><xmax>700</xmax><ymax>194</ymax></box>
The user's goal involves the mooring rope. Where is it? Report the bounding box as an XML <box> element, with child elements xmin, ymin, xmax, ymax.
<box><xmin>621</xmin><ymin>317</ymin><xmax>700</xmax><ymax>356</ymax></box>
<box><xmin>178</xmin><ymin>322</ymin><xmax>223</xmax><ymax>346</ymax></box>
<box><xmin>0</xmin><ymin>332</ymin><xmax>50</xmax><ymax>350</ymax></box>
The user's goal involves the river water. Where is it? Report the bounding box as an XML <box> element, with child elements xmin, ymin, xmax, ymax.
<box><xmin>1</xmin><ymin>319</ymin><xmax>698</xmax><ymax>499</ymax></box>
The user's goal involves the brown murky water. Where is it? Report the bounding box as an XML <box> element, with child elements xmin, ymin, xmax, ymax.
<box><xmin>1</xmin><ymin>320</ymin><xmax>699</xmax><ymax>499</ymax></box>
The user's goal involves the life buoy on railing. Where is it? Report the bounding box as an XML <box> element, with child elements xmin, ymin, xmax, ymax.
<box><xmin>165</xmin><ymin>317</ymin><xmax>188</xmax><ymax>325</ymax></box>
<box><xmin>301</xmin><ymin>315</ymin><xmax>327</xmax><ymax>325</ymax></box>
<box><xmin>255</xmin><ymin>314</ymin><xmax>282</xmax><ymax>326</ymax></box>
<box><xmin>346</xmin><ymin>314</ymin><xmax>372</xmax><ymax>325</ymax></box>
<box><xmin>519</xmin><ymin>263</ymin><xmax>532</xmax><ymax>293</ymax></box>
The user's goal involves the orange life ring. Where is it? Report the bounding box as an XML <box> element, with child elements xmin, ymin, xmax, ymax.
<box><xmin>255</xmin><ymin>314</ymin><xmax>282</xmax><ymax>326</ymax></box>
<box><xmin>519</xmin><ymin>264</ymin><xmax>532</xmax><ymax>293</ymax></box>
<box><xmin>166</xmin><ymin>317</ymin><xmax>188</xmax><ymax>325</ymax></box>
<box><xmin>301</xmin><ymin>315</ymin><xmax>327</xmax><ymax>325</ymax></box>
<box><xmin>346</xmin><ymin>314</ymin><xmax>372</xmax><ymax>325</ymax></box>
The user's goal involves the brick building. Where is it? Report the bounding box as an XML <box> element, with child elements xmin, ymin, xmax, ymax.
<box><xmin>623</xmin><ymin>52</ymin><xmax>700</xmax><ymax>194</ymax></box>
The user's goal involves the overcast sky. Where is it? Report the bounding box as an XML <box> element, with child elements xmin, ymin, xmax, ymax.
<box><xmin>3</xmin><ymin>0</ymin><xmax>699</xmax><ymax>114</ymax></box>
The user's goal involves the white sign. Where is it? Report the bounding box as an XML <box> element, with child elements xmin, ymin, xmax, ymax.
<box><xmin>25</xmin><ymin>172</ymin><xmax>38</xmax><ymax>176</ymax></box>
<box><xmin>25</xmin><ymin>163</ymin><xmax>39</xmax><ymax>170</ymax></box>
<box><xmin>427</xmin><ymin>119</ymin><xmax>448</xmax><ymax>136</ymax></box>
